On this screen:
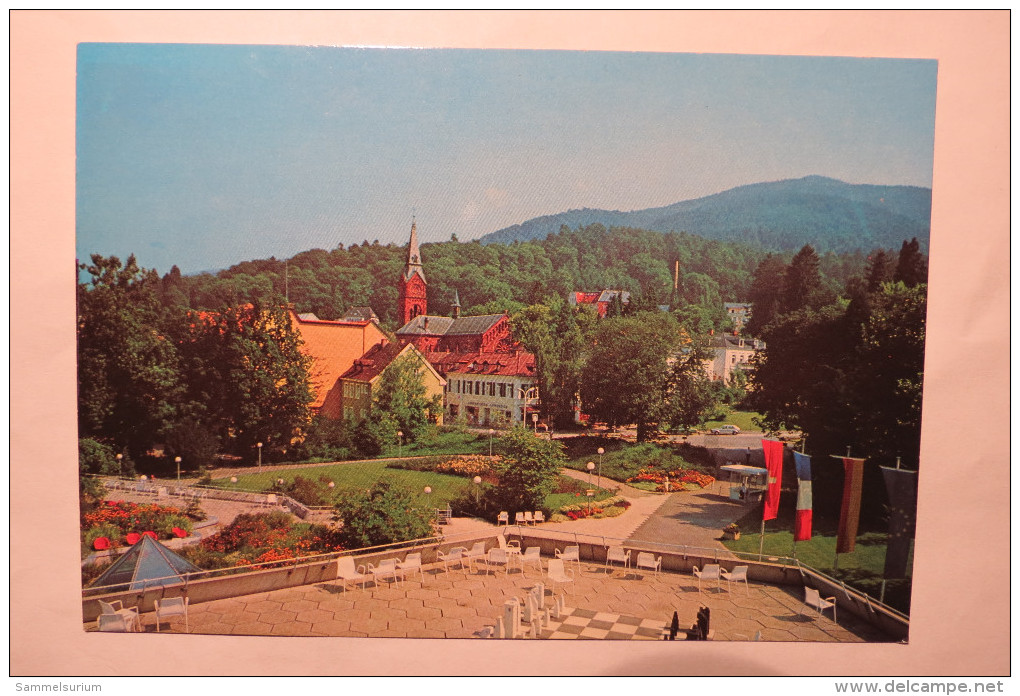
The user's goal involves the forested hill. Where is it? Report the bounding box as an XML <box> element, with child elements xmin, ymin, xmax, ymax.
<box><xmin>478</xmin><ymin>176</ymin><xmax>931</xmax><ymax>254</ymax></box>
<box><xmin>148</xmin><ymin>224</ymin><xmax>894</xmax><ymax>331</ymax></box>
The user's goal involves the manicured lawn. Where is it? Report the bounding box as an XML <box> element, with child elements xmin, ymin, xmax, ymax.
<box><xmin>703</xmin><ymin>410</ymin><xmax>763</xmax><ymax>432</ymax></box>
<box><xmin>386</xmin><ymin>428</ymin><xmax>491</xmax><ymax>458</ymax></box>
<box><xmin>212</xmin><ymin>462</ymin><xmax>472</xmax><ymax>509</ymax></box>
<box><xmin>561</xmin><ymin>439</ymin><xmax>705</xmax><ymax>482</ymax></box>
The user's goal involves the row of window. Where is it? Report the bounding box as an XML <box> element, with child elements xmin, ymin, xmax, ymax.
<box><xmin>342</xmin><ymin>382</ymin><xmax>370</xmax><ymax>399</ymax></box>
<box><xmin>446</xmin><ymin>378</ymin><xmax>525</xmax><ymax>399</ymax></box>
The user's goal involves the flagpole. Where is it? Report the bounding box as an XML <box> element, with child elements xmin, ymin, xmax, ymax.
<box><xmin>833</xmin><ymin>445</ymin><xmax>852</xmax><ymax>572</ymax></box>
<box><xmin>879</xmin><ymin>456</ymin><xmax>902</xmax><ymax>604</ymax></box>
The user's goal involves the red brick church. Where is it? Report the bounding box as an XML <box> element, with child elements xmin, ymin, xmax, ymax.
<box><xmin>395</xmin><ymin>222</ymin><xmax>517</xmax><ymax>354</ymax></box>
<box><xmin>393</xmin><ymin>222</ymin><xmax>538</xmax><ymax>426</ymax></box>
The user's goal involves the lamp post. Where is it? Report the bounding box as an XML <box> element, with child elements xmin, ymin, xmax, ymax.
<box><xmin>397</xmin><ymin>431</ymin><xmax>403</xmax><ymax>459</ymax></box>
<box><xmin>473</xmin><ymin>475</ymin><xmax>482</xmax><ymax>505</ymax></box>
<box><xmin>175</xmin><ymin>456</ymin><xmax>182</xmax><ymax>482</ymax></box>
<box><xmin>586</xmin><ymin>461</ymin><xmax>595</xmax><ymax>514</ymax></box>
<box><xmin>116</xmin><ymin>453</ymin><xmax>123</xmax><ymax>477</ymax></box>
<box><xmin>257</xmin><ymin>442</ymin><xmax>263</xmax><ymax>472</ymax></box>
<box><xmin>531</xmin><ymin>412</ymin><xmax>538</xmax><ymax>434</ymax></box>
<box><xmin>597</xmin><ymin>447</ymin><xmax>604</xmax><ymax>491</ymax></box>
<box><xmin>488</xmin><ymin>428</ymin><xmax>495</xmax><ymax>458</ymax></box>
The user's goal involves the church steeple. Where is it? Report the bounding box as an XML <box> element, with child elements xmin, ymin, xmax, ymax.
<box><xmin>451</xmin><ymin>289</ymin><xmax>461</xmax><ymax>319</ymax></box>
<box><xmin>398</xmin><ymin>219</ymin><xmax>428</xmax><ymax>326</ymax></box>
<box><xmin>404</xmin><ymin>219</ymin><xmax>425</xmax><ymax>283</ymax></box>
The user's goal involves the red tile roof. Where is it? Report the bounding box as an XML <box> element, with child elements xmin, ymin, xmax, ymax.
<box><xmin>425</xmin><ymin>350</ymin><xmax>536</xmax><ymax>378</ymax></box>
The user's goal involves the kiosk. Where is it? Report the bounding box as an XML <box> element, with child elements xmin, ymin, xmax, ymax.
<box><xmin>719</xmin><ymin>464</ymin><xmax>768</xmax><ymax>502</ymax></box>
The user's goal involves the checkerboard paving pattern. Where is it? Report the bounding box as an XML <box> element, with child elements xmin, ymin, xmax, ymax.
<box><xmin>541</xmin><ymin>607</ymin><xmax>666</xmax><ymax>640</ymax></box>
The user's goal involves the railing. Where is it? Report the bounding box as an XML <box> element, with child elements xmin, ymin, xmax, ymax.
<box><xmin>82</xmin><ymin>525</ymin><xmax>494</xmax><ymax>597</ymax></box>
<box><xmin>503</xmin><ymin>524</ymin><xmax>909</xmax><ymax>622</ymax></box>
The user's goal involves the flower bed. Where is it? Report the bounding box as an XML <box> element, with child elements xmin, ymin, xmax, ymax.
<box><xmin>554</xmin><ymin>495</ymin><xmax>632</xmax><ymax>521</ymax></box>
<box><xmin>81</xmin><ymin>500</ymin><xmax>194</xmax><ymax>551</ymax></box>
<box><xmin>626</xmin><ymin>468</ymin><xmax>715</xmax><ymax>492</ymax></box>
<box><xmin>193</xmin><ymin>511</ymin><xmax>344</xmax><ymax>569</ymax></box>
<box><xmin>388</xmin><ymin>454</ymin><xmax>498</xmax><ymax>479</ymax></box>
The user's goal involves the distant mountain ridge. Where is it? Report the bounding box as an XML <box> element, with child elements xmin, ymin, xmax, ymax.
<box><xmin>479</xmin><ymin>176</ymin><xmax>931</xmax><ymax>253</ymax></box>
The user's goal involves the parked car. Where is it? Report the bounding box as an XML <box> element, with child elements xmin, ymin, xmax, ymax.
<box><xmin>711</xmin><ymin>425</ymin><xmax>741</xmax><ymax>435</ymax></box>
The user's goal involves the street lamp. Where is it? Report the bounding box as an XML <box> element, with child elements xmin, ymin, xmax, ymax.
<box><xmin>257</xmin><ymin>442</ymin><xmax>263</xmax><ymax>471</ymax></box>
<box><xmin>488</xmin><ymin>428</ymin><xmax>495</xmax><ymax>458</ymax></box>
<box><xmin>473</xmin><ymin>475</ymin><xmax>482</xmax><ymax>504</ymax></box>
<box><xmin>597</xmin><ymin>447</ymin><xmax>604</xmax><ymax>491</ymax></box>
<box><xmin>116</xmin><ymin>453</ymin><xmax>123</xmax><ymax>477</ymax></box>
<box><xmin>397</xmin><ymin>431</ymin><xmax>403</xmax><ymax>459</ymax></box>
<box><xmin>175</xmin><ymin>456</ymin><xmax>182</xmax><ymax>482</ymax></box>
<box><xmin>586</xmin><ymin>461</ymin><xmax>596</xmax><ymax>514</ymax></box>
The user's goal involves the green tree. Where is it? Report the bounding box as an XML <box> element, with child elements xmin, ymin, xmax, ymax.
<box><xmin>332</xmin><ymin>481</ymin><xmax>436</xmax><ymax>548</ymax></box>
<box><xmin>580</xmin><ymin>312</ymin><xmax>714</xmax><ymax>441</ymax></box>
<box><xmin>745</xmin><ymin>254</ymin><xmax>787</xmax><ymax>336</ymax></box>
<box><xmin>490</xmin><ymin>426</ymin><xmax>566</xmax><ymax>513</ymax></box>
<box><xmin>782</xmin><ymin>244</ymin><xmax>826</xmax><ymax>313</ymax></box>
<box><xmin>894</xmin><ymin>237</ymin><xmax>928</xmax><ymax>287</ymax></box>
<box><xmin>176</xmin><ymin>302</ymin><xmax>313</xmax><ymax>461</ymax></box>
<box><xmin>77</xmin><ymin>254</ymin><xmax>183</xmax><ymax>458</ymax></box>
<box><xmin>845</xmin><ymin>282</ymin><xmax>927</xmax><ymax>469</ymax></box>
<box><xmin>370</xmin><ymin>352</ymin><xmax>443</xmax><ymax>444</ymax></box>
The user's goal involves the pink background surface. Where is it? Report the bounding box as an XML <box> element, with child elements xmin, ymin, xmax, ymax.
<box><xmin>11</xmin><ymin>11</ymin><xmax>1010</xmax><ymax>676</ymax></box>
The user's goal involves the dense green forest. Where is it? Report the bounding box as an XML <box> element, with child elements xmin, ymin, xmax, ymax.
<box><xmin>154</xmin><ymin>224</ymin><xmax>873</xmax><ymax>333</ymax></box>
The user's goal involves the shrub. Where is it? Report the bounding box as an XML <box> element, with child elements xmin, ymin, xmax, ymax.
<box><xmin>332</xmin><ymin>481</ymin><xmax>436</xmax><ymax>549</ymax></box>
<box><xmin>183</xmin><ymin>499</ymin><xmax>207</xmax><ymax>521</ymax></box>
<box><xmin>268</xmin><ymin>475</ymin><xmax>335</xmax><ymax>507</ymax></box>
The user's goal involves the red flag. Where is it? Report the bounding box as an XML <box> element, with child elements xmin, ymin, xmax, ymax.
<box><xmin>761</xmin><ymin>439</ymin><xmax>785</xmax><ymax>521</ymax></box>
<box><xmin>836</xmin><ymin>457</ymin><xmax>866</xmax><ymax>553</ymax></box>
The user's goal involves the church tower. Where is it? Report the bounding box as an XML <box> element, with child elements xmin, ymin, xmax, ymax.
<box><xmin>398</xmin><ymin>220</ymin><xmax>428</xmax><ymax>326</ymax></box>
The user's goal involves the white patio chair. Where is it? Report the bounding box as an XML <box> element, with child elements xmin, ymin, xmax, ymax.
<box><xmin>605</xmin><ymin>547</ymin><xmax>631</xmax><ymax>573</ymax></box>
<box><xmin>484</xmin><ymin>548</ymin><xmax>515</xmax><ymax>575</ymax></box>
<box><xmin>335</xmin><ymin>556</ymin><xmax>369</xmax><ymax>593</ymax></box>
<box><xmin>520</xmin><ymin>546</ymin><xmax>543</xmax><ymax>575</ymax></box>
<box><xmin>693</xmin><ymin>563</ymin><xmax>722</xmax><ymax>592</ymax></box>
<box><xmin>367</xmin><ymin>558</ymin><xmax>401</xmax><ymax>587</ymax></box>
<box><xmin>802</xmin><ymin>587</ymin><xmax>837</xmax><ymax>623</ymax></box>
<box><xmin>514</xmin><ymin>512</ymin><xmax>526</xmax><ymax>525</ymax></box>
<box><xmin>497</xmin><ymin>511</ymin><xmax>509</xmax><ymax>526</ymax></box>
<box><xmin>635</xmin><ymin>552</ymin><xmax>662</xmax><ymax>576</ymax></box>
<box><xmin>533</xmin><ymin>510</ymin><xmax>545</xmax><ymax>524</ymax></box>
<box><xmin>555</xmin><ymin>545</ymin><xmax>581</xmax><ymax>573</ymax></box>
<box><xmin>547</xmin><ymin>559</ymin><xmax>575</xmax><ymax>594</ymax></box>
<box><xmin>437</xmin><ymin>546</ymin><xmax>468</xmax><ymax>575</ymax></box>
<box><xmin>397</xmin><ymin>552</ymin><xmax>424</xmax><ymax>583</ymax></box>
<box><xmin>721</xmin><ymin>565</ymin><xmax>750</xmax><ymax>594</ymax></box>
<box><xmin>98</xmin><ymin>600</ymin><xmax>140</xmax><ymax>632</ymax></box>
<box><xmin>154</xmin><ymin>596</ymin><xmax>189</xmax><ymax>633</ymax></box>
<box><xmin>523</xmin><ymin>511</ymin><xmax>535</xmax><ymax>525</ymax></box>
<box><xmin>97</xmin><ymin>614</ymin><xmax>132</xmax><ymax>632</ymax></box>
<box><xmin>497</xmin><ymin>534</ymin><xmax>521</xmax><ymax>557</ymax></box>
<box><xmin>463</xmin><ymin>541</ymin><xmax>487</xmax><ymax>572</ymax></box>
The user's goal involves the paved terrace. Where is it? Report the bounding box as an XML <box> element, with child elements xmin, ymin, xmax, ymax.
<box><xmin>107</xmin><ymin>556</ymin><xmax>892</xmax><ymax>642</ymax></box>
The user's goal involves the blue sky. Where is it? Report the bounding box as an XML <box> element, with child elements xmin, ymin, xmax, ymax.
<box><xmin>76</xmin><ymin>45</ymin><xmax>937</xmax><ymax>275</ymax></box>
